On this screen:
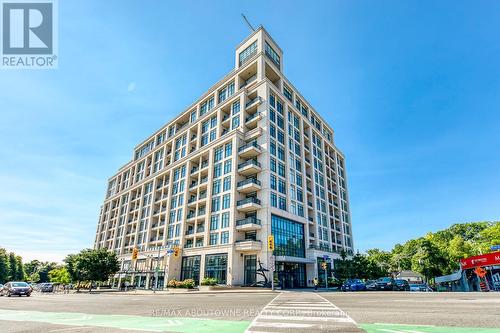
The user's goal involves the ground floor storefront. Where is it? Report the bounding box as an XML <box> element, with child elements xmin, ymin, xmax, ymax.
<box><xmin>435</xmin><ymin>252</ymin><xmax>500</xmax><ymax>292</ymax></box>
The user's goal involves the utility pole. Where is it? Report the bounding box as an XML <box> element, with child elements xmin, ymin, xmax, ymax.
<box><xmin>154</xmin><ymin>247</ymin><xmax>160</xmax><ymax>293</ymax></box>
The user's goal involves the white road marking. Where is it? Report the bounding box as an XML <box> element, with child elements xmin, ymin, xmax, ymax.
<box><xmin>49</xmin><ymin>327</ymin><xmax>93</xmax><ymax>332</ymax></box>
<box><xmin>252</xmin><ymin>322</ymin><xmax>315</xmax><ymax>328</ymax></box>
<box><xmin>245</xmin><ymin>292</ymin><xmax>358</xmax><ymax>332</ymax></box>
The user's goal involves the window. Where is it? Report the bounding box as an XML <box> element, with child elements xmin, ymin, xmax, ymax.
<box><xmin>211</xmin><ymin>196</ymin><xmax>220</xmax><ymax>212</ymax></box>
<box><xmin>225</xmin><ymin>143</ymin><xmax>232</xmax><ymax>157</ymax></box>
<box><xmin>212</xmin><ymin>179</ymin><xmax>221</xmax><ymax>194</ymax></box>
<box><xmin>232</xmin><ymin>101</ymin><xmax>240</xmax><ymax>115</ymax></box>
<box><xmin>279</xmin><ymin>196</ymin><xmax>287</xmax><ymax>210</ymax></box>
<box><xmin>271</xmin><ymin>215</ymin><xmax>305</xmax><ymax>258</ymax></box>
<box><xmin>213</xmin><ymin>163</ymin><xmax>222</xmax><ymax>178</ymax></box>
<box><xmin>181</xmin><ymin>256</ymin><xmax>201</xmax><ymax>285</ymax></box>
<box><xmin>221</xmin><ymin>231</ymin><xmax>229</xmax><ymax>243</ymax></box>
<box><xmin>265</xmin><ymin>42</ymin><xmax>280</xmax><ymax>67</ymax></box>
<box><xmin>209</xmin><ymin>233</ymin><xmax>219</xmax><ymax>245</ymax></box>
<box><xmin>205</xmin><ymin>253</ymin><xmax>228</xmax><ymax>284</ymax></box>
<box><xmin>239</xmin><ymin>41</ymin><xmax>257</xmax><ymax>66</ymax></box>
<box><xmin>190</xmin><ymin>110</ymin><xmax>197</xmax><ymax>123</ymax></box>
<box><xmin>283</xmin><ymin>85</ymin><xmax>293</xmax><ymax>101</ymax></box>
<box><xmin>221</xmin><ymin>212</ymin><xmax>230</xmax><ymax>228</ymax></box>
<box><xmin>271</xmin><ymin>192</ymin><xmax>277</xmax><ymax>207</ymax></box>
<box><xmin>214</xmin><ymin>147</ymin><xmax>223</xmax><ymax>162</ymax></box>
<box><xmin>210</xmin><ymin>214</ymin><xmax>219</xmax><ymax>230</ymax></box>
<box><xmin>223</xmin><ymin>176</ymin><xmax>231</xmax><ymax>191</ymax></box>
<box><xmin>231</xmin><ymin>116</ymin><xmax>240</xmax><ymax>129</ymax></box>
<box><xmin>222</xmin><ymin>194</ymin><xmax>230</xmax><ymax>209</ymax></box>
<box><xmin>270</xmin><ymin>175</ymin><xmax>277</xmax><ymax>190</ymax></box>
<box><xmin>224</xmin><ymin>160</ymin><xmax>232</xmax><ymax>174</ymax></box>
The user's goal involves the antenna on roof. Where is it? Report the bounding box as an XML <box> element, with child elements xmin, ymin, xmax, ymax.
<box><xmin>241</xmin><ymin>14</ymin><xmax>255</xmax><ymax>32</ymax></box>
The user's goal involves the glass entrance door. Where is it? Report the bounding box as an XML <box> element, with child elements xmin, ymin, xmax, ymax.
<box><xmin>244</xmin><ymin>255</ymin><xmax>257</xmax><ymax>286</ymax></box>
<box><xmin>275</xmin><ymin>262</ymin><xmax>306</xmax><ymax>288</ymax></box>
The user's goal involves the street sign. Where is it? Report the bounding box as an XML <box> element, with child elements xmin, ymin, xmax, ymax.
<box><xmin>491</xmin><ymin>245</ymin><xmax>500</xmax><ymax>251</ymax></box>
<box><xmin>323</xmin><ymin>255</ymin><xmax>329</xmax><ymax>260</ymax></box>
<box><xmin>166</xmin><ymin>249</ymin><xmax>174</xmax><ymax>255</ymax></box>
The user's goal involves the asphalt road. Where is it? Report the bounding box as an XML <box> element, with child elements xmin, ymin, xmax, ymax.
<box><xmin>0</xmin><ymin>290</ymin><xmax>499</xmax><ymax>333</ymax></box>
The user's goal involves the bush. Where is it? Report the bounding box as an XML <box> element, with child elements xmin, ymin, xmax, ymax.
<box><xmin>200</xmin><ymin>277</ymin><xmax>218</xmax><ymax>286</ymax></box>
<box><xmin>167</xmin><ymin>278</ymin><xmax>195</xmax><ymax>288</ymax></box>
<box><xmin>181</xmin><ymin>279</ymin><xmax>195</xmax><ymax>288</ymax></box>
<box><xmin>167</xmin><ymin>278</ymin><xmax>179</xmax><ymax>288</ymax></box>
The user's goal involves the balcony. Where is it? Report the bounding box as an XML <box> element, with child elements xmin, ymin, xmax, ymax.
<box><xmin>238</xmin><ymin>141</ymin><xmax>261</xmax><ymax>158</ymax></box>
<box><xmin>237</xmin><ymin>197</ymin><xmax>261</xmax><ymax>212</ymax></box>
<box><xmin>236</xmin><ymin>217</ymin><xmax>262</xmax><ymax>231</ymax></box>
<box><xmin>237</xmin><ymin>178</ymin><xmax>261</xmax><ymax>193</ymax></box>
<box><xmin>245</xmin><ymin>127</ymin><xmax>262</xmax><ymax>141</ymax></box>
<box><xmin>245</xmin><ymin>96</ymin><xmax>262</xmax><ymax>109</ymax></box>
<box><xmin>238</xmin><ymin>159</ymin><xmax>262</xmax><ymax>176</ymax></box>
<box><xmin>245</xmin><ymin>111</ymin><xmax>262</xmax><ymax>127</ymax></box>
<box><xmin>235</xmin><ymin>239</ymin><xmax>262</xmax><ymax>251</ymax></box>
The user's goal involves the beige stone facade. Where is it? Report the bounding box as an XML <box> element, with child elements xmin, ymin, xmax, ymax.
<box><xmin>94</xmin><ymin>27</ymin><xmax>353</xmax><ymax>289</ymax></box>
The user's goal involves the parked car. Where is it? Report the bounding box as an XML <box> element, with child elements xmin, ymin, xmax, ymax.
<box><xmin>0</xmin><ymin>282</ymin><xmax>32</xmax><ymax>297</ymax></box>
<box><xmin>341</xmin><ymin>279</ymin><xmax>366</xmax><ymax>291</ymax></box>
<box><xmin>376</xmin><ymin>277</ymin><xmax>395</xmax><ymax>291</ymax></box>
<box><xmin>0</xmin><ymin>284</ymin><xmax>3</xmax><ymax>291</ymax></box>
<box><xmin>394</xmin><ymin>279</ymin><xmax>410</xmax><ymax>291</ymax></box>
<box><xmin>409</xmin><ymin>283</ymin><xmax>434</xmax><ymax>292</ymax></box>
<box><xmin>365</xmin><ymin>280</ymin><xmax>377</xmax><ymax>291</ymax></box>
<box><xmin>38</xmin><ymin>283</ymin><xmax>54</xmax><ymax>293</ymax></box>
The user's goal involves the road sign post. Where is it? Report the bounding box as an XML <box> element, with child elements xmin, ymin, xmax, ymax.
<box><xmin>323</xmin><ymin>255</ymin><xmax>329</xmax><ymax>289</ymax></box>
<box><xmin>268</xmin><ymin>235</ymin><xmax>275</xmax><ymax>291</ymax></box>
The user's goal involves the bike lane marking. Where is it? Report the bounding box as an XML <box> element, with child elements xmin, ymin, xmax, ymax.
<box><xmin>0</xmin><ymin>309</ymin><xmax>250</xmax><ymax>333</ymax></box>
<box><xmin>360</xmin><ymin>323</ymin><xmax>500</xmax><ymax>333</ymax></box>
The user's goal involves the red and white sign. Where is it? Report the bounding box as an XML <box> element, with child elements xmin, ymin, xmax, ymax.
<box><xmin>460</xmin><ymin>252</ymin><xmax>500</xmax><ymax>270</ymax></box>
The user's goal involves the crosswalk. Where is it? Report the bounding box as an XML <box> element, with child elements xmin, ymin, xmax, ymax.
<box><xmin>245</xmin><ymin>292</ymin><xmax>363</xmax><ymax>333</ymax></box>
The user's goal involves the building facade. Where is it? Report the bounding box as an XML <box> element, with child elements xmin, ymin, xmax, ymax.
<box><xmin>94</xmin><ymin>27</ymin><xmax>354</xmax><ymax>289</ymax></box>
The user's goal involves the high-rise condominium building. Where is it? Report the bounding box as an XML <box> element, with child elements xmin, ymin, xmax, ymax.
<box><xmin>94</xmin><ymin>27</ymin><xmax>353</xmax><ymax>289</ymax></box>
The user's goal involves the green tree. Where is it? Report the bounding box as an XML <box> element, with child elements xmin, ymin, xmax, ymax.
<box><xmin>410</xmin><ymin>238</ymin><xmax>447</xmax><ymax>282</ymax></box>
<box><xmin>15</xmin><ymin>256</ymin><xmax>25</xmax><ymax>280</ymax></box>
<box><xmin>8</xmin><ymin>252</ymin><xmax>17</xmax><ymax>280</ymax></box>
<box><xmin>64</xmin><ymin>249</ymin><xmax>119</xmax><ymax>291</ymax></box>
<box><xmin>0</xmin><ymin>248</ymin><xmax>10</xmax><ymax>284</ymax></box>
<box><xmin>478</xmin><ymin>223</ymin><xmax>500</xmax><ymax>253</ymax></box>
<box><xmin>48</xmin><ymin>267</ymin><xmax>71</xmax><ymax>285</ymax></box>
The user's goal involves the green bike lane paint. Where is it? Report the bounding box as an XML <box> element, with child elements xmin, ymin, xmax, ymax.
<box><xmin>359</xmin><ymin>323</ymin><xmax>500</xmax><ymax>333</ymax></box>
<box><xmin>0</xmin><ymin>309</ymin><xmax>250</xmax><ymax>333</ymax></box>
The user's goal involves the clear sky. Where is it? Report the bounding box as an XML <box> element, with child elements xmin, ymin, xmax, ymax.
<box><xmin>1</xmin><ymin>0</ymin><xmax>499</xmax><ymax>262</ymax></box>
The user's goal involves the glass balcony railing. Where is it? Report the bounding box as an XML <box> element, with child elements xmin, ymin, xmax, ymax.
<box><xmin>238</xmin><ymin>141</ymin><xmax>260</xmax><ymax>152</ymax></box>
<box><xmin>236</xmin><ymin>217</ymin><xmax>261</xmax><ymax>226</ymax></box>
<box><xmin>237</xmin><ymin>197</ymin><xmax>261</xmax><ymax>206</ymax></box>
<box><xmin>238</xmin><ymin>159</ymin><xmax>261</xmax><ymax>169</ymax></box>
<box><xmin>237</xmin><ymin>178</ymin><xmax>261</xmax><ymax>187</ymax></box>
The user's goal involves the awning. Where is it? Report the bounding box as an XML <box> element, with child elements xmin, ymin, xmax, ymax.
<box><xmin>435</xmin><ymin>270</ymin><xmax>463</xmax><ymax>284</ymax></box>
<box><xmin>275</xmin><ymin>256</ymin><xmax>315</xmax><ymax>264</ymax></box>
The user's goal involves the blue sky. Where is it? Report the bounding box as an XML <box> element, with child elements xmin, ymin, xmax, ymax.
<box><xmin>1</xmin><ymin>0</ymin><xmax>499</xmax><ymax>262</ymax></box>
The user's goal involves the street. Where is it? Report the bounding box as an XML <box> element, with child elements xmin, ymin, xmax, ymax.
<box><xmin>1</xmin><ymin>291</ymin><xmax>500</xmax><ymax>333</ymax></box>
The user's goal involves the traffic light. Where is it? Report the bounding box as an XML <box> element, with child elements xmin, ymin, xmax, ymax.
<box><xmin>267</xmin><ymin>235</ymin><xmax>275</xmax><ymax>251</ymax></box>
<box><xmin>132</xmin><ymin>247</ymin><xmax>138</xmax><ymax>260</ymax></box>
<box><xmin>173</xmin><ymin>246</ymin><xmax>180</xmax><ymax>257</ymax></box>
<box><xmin>321</xmin><ymin>262</ymin><xmax>327</xmax><ymax>270</ymax></box>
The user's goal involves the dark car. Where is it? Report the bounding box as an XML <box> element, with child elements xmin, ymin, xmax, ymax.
<box><xmin>38</xmin><ymin>283</ymin><xmax>54</xmax><ymax>293</ymax></box>
<box><xmin>394</xmin><ymin>279</ymin><xmax>410</xmax><ymax>291</ymax></box>
<box><xmin>365</xmin><ymin>280</ymin><xmax>377</xmax><ymax>291</ymax></box>
<box><xmin>0</xmin><ymin>282</ymin><xmax>32</xmax><ymax>297</ymax></box>
<box><xmin>341</xmin><ymin>279</ymin><xmax>366</xmax><ymax>291</ymax></box>
<box><xmin>376</xmin><ymin>277</ymin><xmax>395</xmax><ymax>291</ymax></box>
